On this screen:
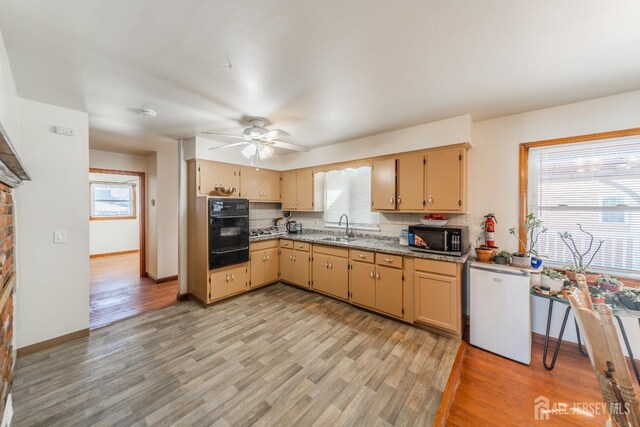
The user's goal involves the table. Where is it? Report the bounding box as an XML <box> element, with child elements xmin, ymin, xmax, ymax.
<box><xmin>530</xmin><ymin>288</ymin><xmax>640</xmax><ymax>385</ymax></box>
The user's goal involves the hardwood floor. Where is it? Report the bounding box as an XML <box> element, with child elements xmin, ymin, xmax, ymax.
<box><xmin>90</xmin><ymin>252</ymin><xmax>178</xmax><ymax>329</ymax></box>
<box><xmin>14</xmin><ymin>284</ymin><xmax>459</xmax><ymax>426</ymax></box>
<box><xmin>446</xmin><ymin>335</ymin><xmax>610</xmax><ymax>426</ymax></box>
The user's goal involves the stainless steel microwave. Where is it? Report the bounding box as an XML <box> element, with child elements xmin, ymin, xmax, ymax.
<box><xmin>407</xmin><ymin>224</ymin><xmax>468</xmax><ymax>256</ymax></box>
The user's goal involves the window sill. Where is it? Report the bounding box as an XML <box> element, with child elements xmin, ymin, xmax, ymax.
<box><xmin>90</xmin><ymin>216</ymin><xmax>137</xmax><ymax>221</ymax></box>
<box><xmin>323</xmin><ymin>223</ymin><xmax>380</xmax><ymax>232</ymax></box>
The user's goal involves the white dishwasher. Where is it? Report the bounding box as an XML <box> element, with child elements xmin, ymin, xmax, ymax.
<box><xmin>469</xmin><ymin>262</ymin><xmax>532</xmax><ymax>365</ymax></box>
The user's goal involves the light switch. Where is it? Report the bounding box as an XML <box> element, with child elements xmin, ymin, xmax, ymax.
<box><xmin>53</xmin><ymin>230</ymin><xmax>67</xmax><ymax>243</ymax></box>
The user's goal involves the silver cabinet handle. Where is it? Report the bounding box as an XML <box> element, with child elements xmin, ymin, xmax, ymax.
<box><xmin>383</xmin><ymin>258</ymin><xmax>393</xmax><ymax>263</ymax></box>
<box><xmin>358</xmin><ymin>254</ymin><xmax>367</xmax><ymax>259</ymax></box>
<box><xmin>230</xmin><ymin>274</ymin><xmax>235</xmax><ymax>281</ymax></box>
<box><xmin>370</xmin><ymin>271</ymin><xmax>374</xmax><ymax>278</ymax></box>
<box><xmin>376</xmin><ymin>272</ymin><xmax>381</xmax><ymax>280</ymax></box>
<box><xmin>389</xmin><ymin>196</ymin><xmax>394</xmax><ymax>204</ymax></box>
<box><xmin>290</xmin><ymin>255</ymin><xmax>293</xmax><ymax>261</ymax></box>
<box><xmin>428</xmin><ymin>195</ymin><xmax>433</xmax><ymax>205</ymax></box>
<box><xmin>329</xmin><ymin>261</ymin><xmax>333</xmax><ymax>269</ymax></box>
<box><xmin>397</xmin><ymin>197</ymin><xmax>401</xmax><ymax>204</ymax></box>
<box><xmin>325</xmin><ymin>261</ymin><xmax>329</xmax><ymax>268</ymax></box>
<box><xmin>283</xmin><ymin>242</ymin><xmax>289</xmax><ymax>246</ymax></box>
<box><xmin>225</xmin><ymin>274</ymin><xmax>229</xmax><ymax>282</ymax></box>
<box><xmin>266</xmin><ymin>256</ymin><xmax>270</xmax><ymax>261</ymax></box>
<box><xmin>262</xmin><ymin>255</ymin><xmax>266</xmax><ymax>262</ymax></box>
<box><xmin>293</xmin><ymin>256</ymin><xmax>296</xmax><ymax>262</ymax></box>
<box><xmin>299</xmin><ymin>244</ymin><xmax>304</xmax><ymax>248</ymax></box>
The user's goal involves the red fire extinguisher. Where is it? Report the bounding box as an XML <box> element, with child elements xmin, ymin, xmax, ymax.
<box><xmin>484</xmin><ymin>213</ymin><xmax>497</xmax><ymax>247</ymax></box>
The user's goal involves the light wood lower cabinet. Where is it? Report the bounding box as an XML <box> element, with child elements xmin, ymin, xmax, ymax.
<box><xmin>414</xmin><ymin>259</ymin><xmax>461</xmax><ymax>335</ymax></box>
<box><xmin>312</xmin><ymin>249</ymin><xmax>349</xmax><ymax>301</ymax></box>
<box><xmin>279</xmin><ymin>244</ymin><xmax>310</xmax><ymax>288</ymax></box>
<box><xmin>350</xmin><ymin>261</ymin><xmax>376</xmax><ymax>308</ymax></box>
<box><xmin>250</xmin><ymin>247</ymin><xmax>279</xmax><ymax>288</ymax></box>
<box><xmin>375</xmin><ymin>265</ymin><xmax>403</xmax><ymax>318</ymax></box>
<box><xmin>209</xmin><ymin>263</ymin><xmax>249</xmax><ymax>302</ymax></box>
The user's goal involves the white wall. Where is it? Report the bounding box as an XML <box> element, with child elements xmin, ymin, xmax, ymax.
<box><xmin>0</xmin><ymin>29</ymin><xmax>18</xmax><ymax>145</ymax></box>
<box><xmin>15</xmin><ymin>99</ymin><xmax>90</xmax><ymax>348</ymax></box>
<box><xmin>89</xmin><ymin>149</ymin><xmax>148</xmax><ymax>173</ymax></box>
<box><xmin>89</xmin><ymin>173</ymin><xmax>140</xmax><ymax>255</ymax></box>
<box><xmin>146</xmin><ymin>152</ymin><xmax>158</xmax><ymax>278</ymax></box>
<box><xmin>156</xmin><ymin>147</ymin><xmax>179</xmax><ymax>279</ymax></box>
<box><xmin>469</xmin><ymin>89</ymin><xmax>640</xmax><ymax>354</ymax></box>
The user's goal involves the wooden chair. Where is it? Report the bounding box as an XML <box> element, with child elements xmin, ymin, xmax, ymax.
<box><xmin>569</xmin><ymin>274</ymin><xmax>640</xmax><ymax>426</ymax></box>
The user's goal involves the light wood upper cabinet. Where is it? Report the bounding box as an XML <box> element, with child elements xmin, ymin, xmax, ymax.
<box><xmin>240</xmin><ymin>167</ymin><xmax>280</xmax><ymax>202</ymax></box>
<box><xmin>280</xmin><ymin>169</ymin><xmax>321</xmax><ymax>211</ymax></box>
<box><xmin>350</xmin><ymin>260</ymin><xmax>376</xmax><ymax>309</ymax></box>
<box><xmin>371</xmin><ymin>158</ymin><xmax>397</xmax><ymax>210</ymax></box>
<box><xmin>196</xmin><ymin>160</ymin><xmax>240</xmax><ymax>196</ymax></box>
<box><xmin>425</xmin><ymin>147</ymin><xmax>465</xmax><ymax>212</ymax></box>
<box><xmin>397</xmin><ymin>154</ymin><xmax>425</xmax><ymax>210</ymax></box>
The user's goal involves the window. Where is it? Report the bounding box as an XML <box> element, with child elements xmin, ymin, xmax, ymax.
<box><xmin>323</xmin><ymin>166</ymin><xmax>379</xmax><ymax>230</ymax></box>
<box><xmin>90</xmin><ymin>182</ymin><xmax>136</xmax><ymax>219</ymax></box>
<box><xmin>527</xmin><ymin>134</ymin><xmax>640</xmax><ymax>275</ymax></box>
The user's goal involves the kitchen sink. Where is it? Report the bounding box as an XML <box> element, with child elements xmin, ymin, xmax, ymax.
<box><xmin>318</xmin><ymin>236</ymin><xmax>358</xmax><ymax>243</ymax></box>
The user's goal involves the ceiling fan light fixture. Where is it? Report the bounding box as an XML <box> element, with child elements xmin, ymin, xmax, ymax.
<box><xmin>261</xmin><ymin>144</ymin><xmax>274</xmax><ymax>158</ymax></box>
<box><xmin>241</xmin><ymin>144</ymin><xmax>257</xmax><ymax>158</ymax></box>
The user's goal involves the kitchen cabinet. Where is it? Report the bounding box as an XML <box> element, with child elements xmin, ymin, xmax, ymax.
<box><xmin>349</xmin><ymin>260</ymin><xmax>376</xmax><ymax>308</ymax></box>
<box><xmin>279</xmin><ymin>240</ymin><xmax>310</xmax><ymax>288</ymax></box>
<box><xmin>375</xmin><ymin>265</ymin><xmax>403</xmax><ymax>318</ymax></box>
<box><xmin>281</xmin><ymin>169</ymin><xmax>322</xmax><ymax>211</ymax></box>
<box><xmin>312</xmin><ymin>245</ymin><xmax>349</xmax><ymax>300</ymax></box>
<box><xmin>397</xmin><ymin>154</ymin><xmax>425</xmax><ymax>210</ymax></box>
<box><xmin>414</xmin><ymin>259</ymin><xmax>461</xmax><ymax>335</ymax></box>
<box><xmin>250</xmin><ymin>241</ymin><xmax>279</xmax><ymax>288</ymax></box>
<box><xmin>209</xmin><ymin>263</ymin><xmax>249</xmax><ymax>302</ymax></box>
<box><xmin>195</xmin><ymin>160</ymin><xmax>241</xmax><ymax>196</ymax></box>
<box><xmin>425</xmin><ymin>146</ymin><xmax>465</xmax><ymax>212</ymax></box>
<box><xmin>349</xmin><ymin>251</ymin><xmax>404</xmax><ymax>319</ymax></box>
<box><xmin>371</xmin><ymin>158</ymin><xmax>397</xmax><ymax>210</ymax></box>
<box><xmin>240</xmin><ymin>167</ymin><xmax>280</xmax><ymax>202</ymax></box>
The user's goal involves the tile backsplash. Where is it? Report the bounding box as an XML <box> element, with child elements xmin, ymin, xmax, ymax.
<box><xmin>250</xmin><ymin>202</ymin><xmax>468</xmax><ymax>238</ymax></box>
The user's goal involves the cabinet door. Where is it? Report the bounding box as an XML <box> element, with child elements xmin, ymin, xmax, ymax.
<box><xmin>281</xmin><ymin>171</ymin><xmax>297</xmax><ymax>210</ymax></box>
<box><xmin>218</xmin><ymin>163</ymin><xmax>240</xmax><ymax>193</ymax></box>
<box><xmin>312</xmin><ymin>253</ymin><xmax>331</xmax><ymax>293</ymax></box>
<box><xmin>296</xmin><ymin>170</ymin><xmax>314</xmax><ymax>210</ymax></box>
<box><xmin>198</xmin><ymin>161</ymin><xmax>218</xmax><ymax>195</ymax></box>
<box><xmin>350</xmin><ymin>261</ymin><xmax>376</xmax><ymax>308</ymax></box>
<box><xmin>262</xmin><ymin>169</ymin><xmax>281</xmax><ymax>202</ymax></box>
<box><xmin>250</xmin><ymin>250</ymin><xmax>265</xmax><ymax>288</ymax></box>
<box><xmin>371</xmin><ymin>158</ymin><xmax>397</xmax><ymax>210</ymax></box>
<box><xmin>426</xmin><ymin>148</ymin><xmax>461</xmax><ymax>212</ymax></box>
<box><xmin>263</xmin><ymin>247</ymin><xmax>279</xmax><ymax>284</ymax></box>
<box><xmin>210</xmin><ymin>264</ymin><xmax>248</xmax><ymax>301</ymax></box>
<box><xmin>280</xmin><ymin>248</ymin><xmax>295</xmax><ymax>283</ymax></box>
<box><xmin>397</xmin><ymin>154</ymin><xmax>425</xmax><ymax>210</ymax></box>
<box><xmin>329</xmin><ymin>256</ymin><xmax>349</xmax><ymax>300</ymax></box>
<box><xmin>294</xmin><ymin>250</ymin><xmax>311</xmax><ymax>288</ymax></box>
<box><xmin>414</xmin><ymin>271</ymin><xmax>459</xmax><ymax>333</ymax></box>
<box><xmin>375</xmin><ymin>265</ymin><xmax>403</xmax><ymax>318</ymax></box>
<box><xmin>240</xmin><ymin>166</ymin><xmax>261</xmax><ymax>200</ymax></box>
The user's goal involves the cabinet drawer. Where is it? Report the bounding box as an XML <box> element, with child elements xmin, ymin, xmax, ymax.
<box><xmin>350</xmin><ymin>249</ymin><xmax>374</xmax><ymax>263</ymax></box>
<box><xmin>414</xmin><ymin>258</ymin><xmax>458</xmax><ymax>276</ymax></box>
<box><xmin>293</xmin><ymin>241</ymin><xmax>310</xmax><ymax>252</ymax></box>
<box><xmin>279</xmin><ymin>240</ymin><xmax>294</xmax><ymax>249</ymax></box>
<box><xmin>376</xmin><ymin>253</ymin><xmax>403</xmax><ymax>269</ymax></box>
<box><xmin>250</xmin><ymin>239</ymin><xmax>279</xmax><ymax>252</ymax></box>
<box><xmin>314</xmin><ymin>244</ymin><xmax>348</xmax><ymax>258</ymax></box>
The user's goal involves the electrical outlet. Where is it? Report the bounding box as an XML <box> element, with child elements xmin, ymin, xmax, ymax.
<box><xmin>55</xmin><ymin>126</ymin><xmax>75</xmax><ymax>136</ymax></box>
<box><xmin>53</xmin><ymin>230</ymin><xmax>67</xmax><ymax>243</ymax></box>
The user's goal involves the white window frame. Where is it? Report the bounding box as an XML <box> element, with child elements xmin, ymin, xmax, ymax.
<box><xmin>90</xmin><ymin>181</ymin><xmax>137</xmax><ymax>220</ymax></box>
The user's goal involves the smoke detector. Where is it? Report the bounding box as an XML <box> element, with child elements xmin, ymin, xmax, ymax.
<box><xmin>140</xmin><ymin>108</ymin><xmax>157</xmax><ymax>118</ymax></box>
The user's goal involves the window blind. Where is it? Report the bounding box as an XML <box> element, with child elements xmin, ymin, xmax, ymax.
<box><xmin>323</xmin><ymin>166</ymin><xmax>379</xmax><ymax>229</ymax></box>
<box><xmin>528</xmin><ymin>135</ymin><xmax>640</xmax><ymax>275</ymax></box>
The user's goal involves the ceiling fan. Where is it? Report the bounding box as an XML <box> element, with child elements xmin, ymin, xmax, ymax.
<box><xmin>202</xmin><ymin>118</ymin><xmax>309</xmax><ymax>165</ymax></box>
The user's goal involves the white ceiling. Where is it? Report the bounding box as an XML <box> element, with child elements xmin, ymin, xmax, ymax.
<box><xmin>2</xmin><ymin>0</ymin><xmax>640</xmax><ymax>155</ymax></box>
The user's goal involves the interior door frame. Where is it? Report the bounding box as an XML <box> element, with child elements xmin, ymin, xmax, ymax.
<box><xmin>90</xmin><ymin>167</ymin><xmax>146</xmax><ymax>278</ymax></box>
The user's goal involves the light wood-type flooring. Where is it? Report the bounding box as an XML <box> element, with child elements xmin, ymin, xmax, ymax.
<box><xmin>90</xmin><ymin>252</ymin><xmax>178</xmax><ymax>329</ymax></box>
<box><xmin>14</xmin><ymin>283</ymin><xmax>459</xmax><ymax>426</ymax></box>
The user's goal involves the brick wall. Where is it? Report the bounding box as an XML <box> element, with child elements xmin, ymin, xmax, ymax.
<box><xmin>0</xmin><ymin>182</ymin><xmax>14</xmax><ymax>421</ymax></box>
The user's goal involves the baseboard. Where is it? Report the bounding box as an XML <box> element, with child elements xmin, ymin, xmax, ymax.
<box><xmin>434</xmin><ymin>341</ymin><xmax>467</xmax><ymax>426</ymax></box>
<box><xmin>176</xmin><ymin>293</ymin><xmax>190</xmax><ymax>301</ymax></box>
<box><xmin>90</xmin><ymin>249</ymin><xmax>139</xmax><ymax>258</ymax></box>
<box><xmin>17</xmin><ymin>328</ymin><xmax>90</xmax><ymax>357</ymax></box>
<box><xmin>145</xmin><ymin>273</ymin><xmax>178</xmax><ymax>284</ymax></box>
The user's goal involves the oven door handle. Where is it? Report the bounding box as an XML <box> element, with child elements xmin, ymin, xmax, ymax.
<box><xmin>444</xmin><ymin>230</ymin><xmax>448</xmax><ymax>252</ymax></box>
<box><xmin>210</xmin><ymin>215</ymin><xmax>249</xmax><ymax>219</ymax></box>
<box><xmin>210</xmin><ymin>246</ymin><xmax>249</xmax><ymax>254</ymax></box>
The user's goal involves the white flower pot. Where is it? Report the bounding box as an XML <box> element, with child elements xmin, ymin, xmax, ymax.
<box><xmin>510</xmin><ymin>256</ymin><xmax>531</xmax><ymax>268</ymax></box>
<box><xmin>541</xmin><ymin>275</ymin><xmax>565</xmax><ymax>292</ymax></box>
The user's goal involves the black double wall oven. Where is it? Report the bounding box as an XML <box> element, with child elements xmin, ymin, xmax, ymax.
<box><xmin>209</xmin><ymin>198</ymin><xmax>249</xmax><ymax>270</ymax></box>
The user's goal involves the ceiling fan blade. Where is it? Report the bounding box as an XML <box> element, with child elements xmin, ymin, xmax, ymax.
<box><xmin>207</xmin><ymin>142</ymin><xmax>248</xmax><ymax>150</ymax></box>
<box><xmin>261</xmin><ymin>129</ymin><xmax>290</xmax><ymax>141</ymax></box>
<box><xmin>270</xmin><ymin>140</ymin><xmax>310</xmax><ymax>152</ymax></box>
<box><xmin>201</xmin><ymin>132</ymin><xmax>246</xmax><ymax>140</ymax></box>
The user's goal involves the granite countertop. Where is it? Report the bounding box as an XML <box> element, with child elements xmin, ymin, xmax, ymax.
<box><xmin>250</xmin><ymin>231</ymin><xmax>469</xmax><ymax>263</ymax></box>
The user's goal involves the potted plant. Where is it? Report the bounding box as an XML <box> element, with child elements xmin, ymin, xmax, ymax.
<box><xmin>475</xmin><ymin>222</ymin><xmax>496</xmax><ymax>262</ymax></box>
<box><xmin>540</xmin><ymin>268</ymin><xmax>568</xmax><ymax>292</ymax></box>
<box><xmin>493</xmin><ymin>251</ymin><xmax>511</xmax><ymax>265</ymax></box>
<box><xmin>617</xmin><ymin>289</ymin><xmax>640</xmax><ymax>311</ymax></box>
<box><xmin>597</xmin><ymin>275</ymin><xmax>623</xmax><ymax>293</ymax></box>
<box><xmin>558</xmin><ymin>224</ymin><xmax>604</xmax><ymax>284</ymax></box>
<box><xmin>509</xmin><ymin>213</ymin><xmax>547</xmax><ymax>268</ymax></box>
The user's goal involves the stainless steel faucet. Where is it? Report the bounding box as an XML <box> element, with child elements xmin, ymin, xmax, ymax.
<box><xmin>338</xmin><ymin>214</ymin><xmax>352</xmax><ymax>238</ymax></box>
